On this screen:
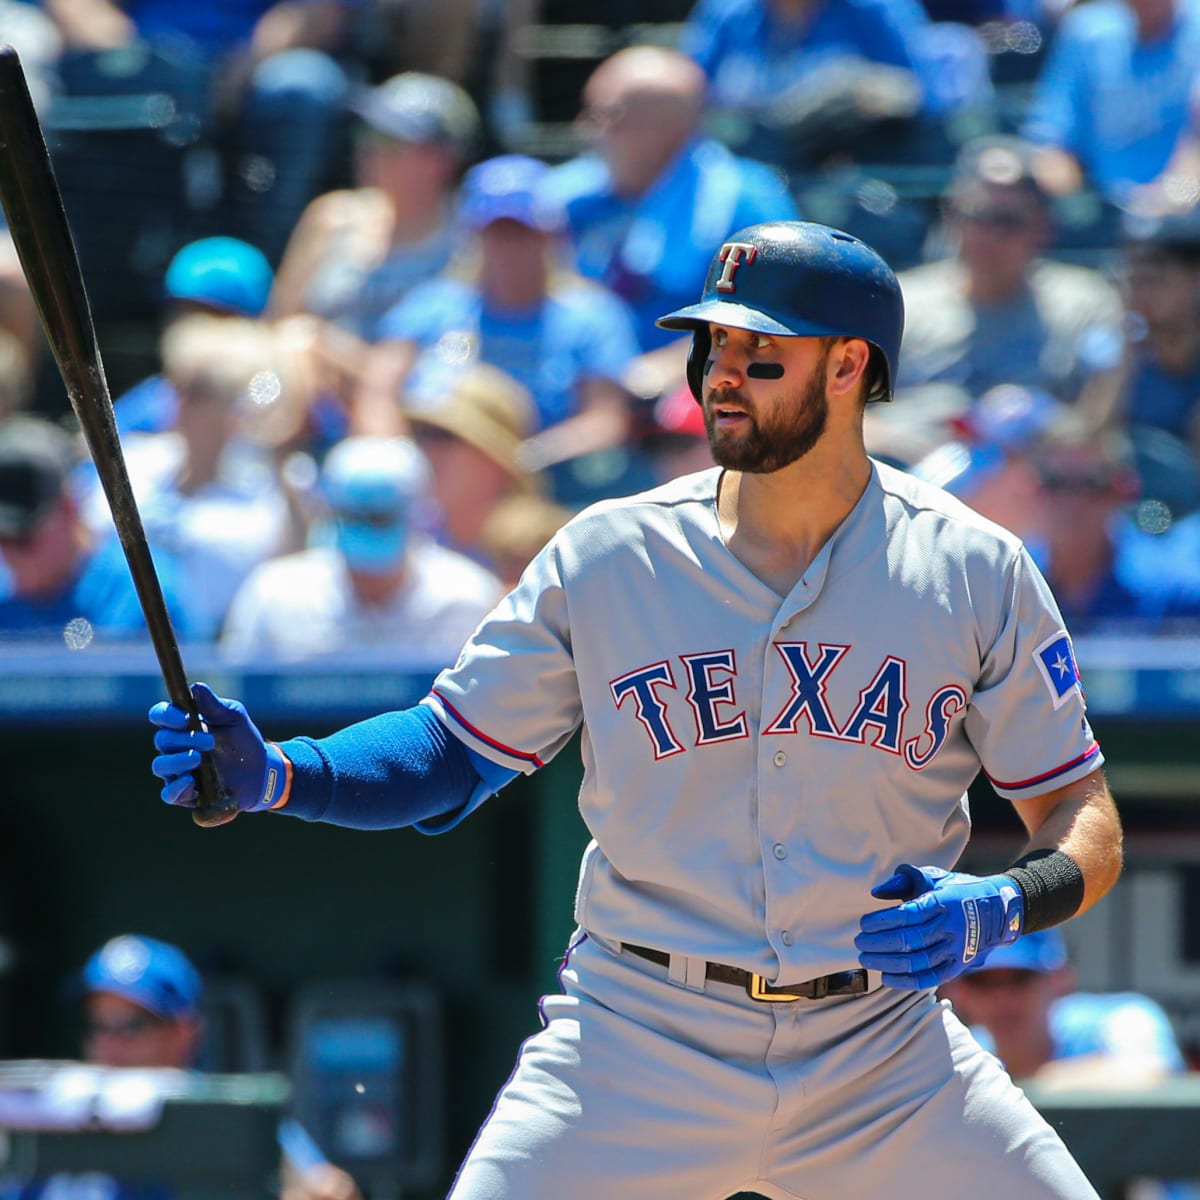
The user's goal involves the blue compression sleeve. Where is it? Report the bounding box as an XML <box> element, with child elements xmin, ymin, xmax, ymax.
<box><xmin>277</xmin><ymin>705</ymin><xmax>517</xmax><ymax>832</ymax></box>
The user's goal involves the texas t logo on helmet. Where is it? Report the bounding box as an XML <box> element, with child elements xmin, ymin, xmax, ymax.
<box><xmin>715</xmin><ymin>242</ymin><xmax>758</xmax><ymax>292</ymax></box>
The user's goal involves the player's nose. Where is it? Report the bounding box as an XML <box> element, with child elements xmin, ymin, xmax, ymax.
<box><xmin>705</xmin><ymin>341</ymin><xmax>746</xmax><ymax>391</ymax></box>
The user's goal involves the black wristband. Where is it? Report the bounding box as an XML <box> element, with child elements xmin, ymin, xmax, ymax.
<box><xmin>1004</xmin><ymin>849</ymin><xmax>1085</xmax><ymax>934</ymax></box>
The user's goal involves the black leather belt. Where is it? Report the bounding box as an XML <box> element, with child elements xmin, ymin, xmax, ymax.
<box><xmin>622</xmin><ymin>942</ymin><xmax>869</xmax><ymax>1002</ymax></box>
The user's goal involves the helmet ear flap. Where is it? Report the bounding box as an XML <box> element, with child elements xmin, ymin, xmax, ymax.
<box><xmin>686</xmin><ymin>325</ymin><xmax>712</xmax><ymax>403</ymax></box>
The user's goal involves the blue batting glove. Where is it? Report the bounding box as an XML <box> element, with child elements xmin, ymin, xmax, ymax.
<box><xmin>854</xmin><ymin>863</ymin><xmax>1025</xmax><ymax>991</ymax></box>
<box><xmin>149</xmin><ymin>682</ymin><xmax>290</xmax><ymax>813</ymax></box>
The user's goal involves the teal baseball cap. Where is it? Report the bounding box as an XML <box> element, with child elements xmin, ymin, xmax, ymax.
<box><xmin>164</xmin><ymin>237</ymin><xmax>274</xmax><ymax>317</ymax></box>
<box><xmin>82</xmin><ymin>935</ymin><xmax>202</xmax><ymax>1019</ymax></box>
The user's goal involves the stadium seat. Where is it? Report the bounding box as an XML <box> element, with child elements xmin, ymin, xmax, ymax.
<box><xmin>196</xmin><ymin>974</ymin><xmax>272</xmax><ymax>1073</ymax></box>
<box><xmin>285</xmin><ymin>979</ymin><xmax>445</xmax><ymax>1190</ymax></box>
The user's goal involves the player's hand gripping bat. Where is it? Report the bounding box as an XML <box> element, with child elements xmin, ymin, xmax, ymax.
<box><xmin>0</xmin><ymin>45</ymin><xmax>238</xmax><ymax>827</ymax></box>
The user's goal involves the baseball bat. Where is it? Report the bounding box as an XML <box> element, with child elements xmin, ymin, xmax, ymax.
<box><xmin>0</xmin><ymin>45</ymin><xmax>238</xmax><ymax>827</ymax></box>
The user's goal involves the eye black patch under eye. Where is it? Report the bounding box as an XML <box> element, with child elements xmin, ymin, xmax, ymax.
<box><xmin>746</xmin><ymin>362</ymin><xmax>784</xmax><ymax>379</ymax></box>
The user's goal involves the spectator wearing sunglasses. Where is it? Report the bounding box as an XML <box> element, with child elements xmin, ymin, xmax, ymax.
<box><xmin>219</xmin><ymin>434</ymin><xmax>501</xmax><ymax>665</ymax></box>
<box><xmin>894</xmin><ymin>136</ymin><xmax>1123</xmax><ymax>422</ymax></box>
<box><xmin>5</xmin><ymin>935</ymin><xmax>362</xmax><ymax>1200</ymax></box>
<box><xmin>908</xmin><ymin>382</ymin><xmax>1066</xmax><ymax>552</ymax></box>
<box><xmin>1029</xmin><ymin>413</ymin><xmax>1200</xmax><ymax>627</ymax></box>
<box><xmin>78</xmin><ymin>934</ymin><xmax>204</xmax><ymax>1071</ymax></box>
<box><xmin>914</xmin><ymin>399</ymin><xmax>1200</xmax><ymax>627</ymax></box>
<box><xmin>940</xmin><ymin>927</ymin><xmax>1186</xmax><ymax>1089</ymax></box>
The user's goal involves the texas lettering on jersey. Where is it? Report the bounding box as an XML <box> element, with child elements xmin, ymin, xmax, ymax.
<box><xmin>610</xmin><ymin>642</ymin><xmax>971</xmax><ymax>771</ymax></box>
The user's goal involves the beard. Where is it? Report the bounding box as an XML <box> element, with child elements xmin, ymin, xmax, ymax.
<box><xmin>704</xmin><ymin>350</ymin><xmax>830</xmax><ymax>474</ymax></box>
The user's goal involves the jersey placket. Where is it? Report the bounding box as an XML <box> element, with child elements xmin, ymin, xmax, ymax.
<box><xmin>756</xmin><ymin>543</ymin><xmax>837</xmax><ymax>982</ymax></box>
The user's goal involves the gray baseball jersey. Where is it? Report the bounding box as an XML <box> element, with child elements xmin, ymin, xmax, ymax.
<box><xmin>422</xmin><ymin>460</ymin><xmax>1102</xmax><ymax>985</ymax></box>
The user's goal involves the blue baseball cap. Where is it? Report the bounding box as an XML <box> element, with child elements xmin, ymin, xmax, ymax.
<box><xmin>322</xmin><ymin>436</ymin><xmax>429</xmax><ymax>573</ymax></box>
<box><xmin>964</xmin><ymin>928</ymin><xmax>1070</xmax><ymax>975</ymax></box>
<box><xmin>955</xmin><ymin>384</ymin><xmax>1063</xmax><ymax>451</ymax></box>
<box><xmin>164</xmin><ymin>237</ymin><xmax>274</xmax><ymax>317</ymax></box>
<box><xmin>459</xmin><ymin>155</ymin><xmax>562</xmax><ymax>233</ymax></box>
<box><xmin>911</xmin><ymin>440</ymin><xmax>1006</xmax><ymax>499</ymax></box>
<box><xmin>82</xmin><ymin>935</ymin><xmax>202</xmax><ymax>1019</ymax></box>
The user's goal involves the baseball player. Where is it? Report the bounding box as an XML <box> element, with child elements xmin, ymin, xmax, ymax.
<box><xmin>149</xmin><ymin>221</ymin><xmax>1123</xmax><ymax>1200</ymax></box>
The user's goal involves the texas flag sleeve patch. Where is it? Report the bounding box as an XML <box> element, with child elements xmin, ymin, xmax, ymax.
<box><xmin>1034</xmin><ymin>632</ymin><xmax>1084</xmax><ymax>709</ymax></box>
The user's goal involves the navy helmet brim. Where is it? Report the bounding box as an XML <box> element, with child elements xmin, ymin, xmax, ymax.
<box><xmin>656</xmin><ymin>298</ymin><xmax>846</xmax><ymax>341</ymax></box>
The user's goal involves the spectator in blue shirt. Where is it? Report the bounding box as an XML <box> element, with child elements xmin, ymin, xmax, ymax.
<box><xmin>1022</xmin><ymin>0</ymin><xmax>1200</xmax><ymax>205</ymax></box>
<box><xmin>680</xmin><ymin>0</ymin><xmax>999</xmax><ymax>169</ymax></box>
<box><xmin>363</xmin><ymin>155</ymin><xmax>642</xmax><ymax>487</ymax></box>
<box><xmin>0</xmin><ymin>416</ymin><xmax>196</xmax><ymax>644</ymax></box>
<box><xmin>681</xmin><ymin>0</ymin><xmax>931</xmax><ymax>115</ymax></box>
<box><xmin>683</xmin><ymin>0</ymin><xmax>928</xmax><ymax>94</ymax></box>
<box><xmin>542</xmin><ymin>45</ymin><xmax>799</xmax><ymax>400</ymax></box>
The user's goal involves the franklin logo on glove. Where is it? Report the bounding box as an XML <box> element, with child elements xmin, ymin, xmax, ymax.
<box><xmin>963</xmin><ymin>898</ymin><xmax>982</xmax><ymax>962</ymax></box>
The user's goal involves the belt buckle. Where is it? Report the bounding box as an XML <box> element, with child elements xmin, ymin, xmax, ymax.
<box><xmin>746</xmin><ymin>973</ymin><xmax>805</xmax><ymax>1002</ymax></box>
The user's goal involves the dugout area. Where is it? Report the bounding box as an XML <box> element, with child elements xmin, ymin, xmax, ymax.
<box><xmin>0</xmin><ymin>689</ymin><xmax>1198</xmax><ymax>1196</ymax></box>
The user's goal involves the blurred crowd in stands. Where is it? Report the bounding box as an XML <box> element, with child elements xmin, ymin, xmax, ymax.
<box><xmin>3</xmin><ymin>0</ymin><xmax>1200</xmax><ymax>656</ymax></box>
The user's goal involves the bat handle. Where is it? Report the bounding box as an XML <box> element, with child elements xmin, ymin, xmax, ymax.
<box><xmin>162</xmin><ymin>686</ymin><xmax>238</xmax><ymax>827</ymax></box>
<box><xmin>191</xmin><ymin>720</ymin><xmax>241</xmax><ymax>828</ymax></box>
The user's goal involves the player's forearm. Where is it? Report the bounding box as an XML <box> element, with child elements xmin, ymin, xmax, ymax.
<box><xmin>277</xmin><ymin>705</ymin><xmax>484</xmax><ymax>828</ymax></box>
<box><xmin>1009</xmin><ymin>769</ymin><xmax>1124</xmax><ymax>919</ymax></box>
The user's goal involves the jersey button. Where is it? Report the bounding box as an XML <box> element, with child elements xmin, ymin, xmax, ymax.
<box><xmin>773</xmin><ymin>750</ymin><xmax>787</xmax><ymax>767</ymax></box>
<box><xmin>780</xmin><ymin>931</ymin><xmax>793</xmax><ymax>946</ymax></box>
<box><xmin>772</xmin><ymin>842</ymin><xmax>787</xmax><ymax>860</ymax></box>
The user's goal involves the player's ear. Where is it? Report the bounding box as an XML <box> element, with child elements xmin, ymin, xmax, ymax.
<box><xmin>827</xmin><ymin>337</ymin><xmax>871</xmax><ymax>402</ymax></box>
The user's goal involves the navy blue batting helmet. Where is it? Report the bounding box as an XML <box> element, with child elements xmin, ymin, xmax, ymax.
<box><xmin>656</xmin><ymin>221</ymin><xmax>904</xmax><ymax>404</ymax></box>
